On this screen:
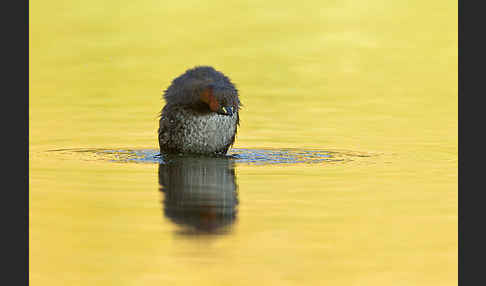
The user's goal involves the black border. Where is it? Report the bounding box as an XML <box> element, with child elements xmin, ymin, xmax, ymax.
<box><xmin>4</xmin><ymin>0</ymin><xmax>29</xmax><ymax>284</ymax></box>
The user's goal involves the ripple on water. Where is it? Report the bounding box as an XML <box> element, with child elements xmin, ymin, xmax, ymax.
<box><xmin>45</xmin><ymin>148</ymin><xmax>374</xmax><ymax>165</ymax></box>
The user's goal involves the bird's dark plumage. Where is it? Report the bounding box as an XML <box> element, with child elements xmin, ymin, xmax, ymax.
<box><xmin>158</xmin><ymin>66</ymin><xmax>241</xmax><ymax>155</ymax></box>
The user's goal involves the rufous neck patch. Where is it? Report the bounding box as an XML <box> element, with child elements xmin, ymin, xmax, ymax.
<box><xmin>200</xmin><ymin>87</ymin><xmax>220</xmax><ymax>112</ymax></box>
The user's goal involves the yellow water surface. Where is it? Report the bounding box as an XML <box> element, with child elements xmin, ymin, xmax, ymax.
<box><xmin>30</xmin><ymin>0</ymin><xmax>457</xmax><ymax>285</ymax></box>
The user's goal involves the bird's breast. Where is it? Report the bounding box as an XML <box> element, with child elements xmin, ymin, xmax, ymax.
<box><xmin>163</xmin><ymin>108</ymin><xmax>238</xmax><ymax>154</ymax></box>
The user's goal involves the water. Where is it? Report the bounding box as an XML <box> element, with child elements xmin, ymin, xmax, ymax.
<box><xmin>30</xmin><ymin>0</ymin><xmax>457</xmax><ymax>285</ymax></box>
<box><xmin>45</xmin><ymin>148</ymin><xmax>375</xmax><ymax>164</ymax></box>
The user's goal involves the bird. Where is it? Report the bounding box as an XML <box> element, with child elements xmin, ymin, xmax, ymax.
<box><xmin>158</xmin><ymin>66</ymin><xmax>241</xmax><ymax>155</ymax></box>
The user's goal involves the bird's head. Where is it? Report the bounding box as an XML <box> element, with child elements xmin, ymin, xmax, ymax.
<box><xmin>163</xmin><ymin>66</ymin><xmax>241</xmax><ymax>116</ymax></box>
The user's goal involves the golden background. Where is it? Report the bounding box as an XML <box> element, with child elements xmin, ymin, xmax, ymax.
<box><xmin>30</xmin><ymin>0</ymin><xmax>457</xmax><ymax>285</ymax></box>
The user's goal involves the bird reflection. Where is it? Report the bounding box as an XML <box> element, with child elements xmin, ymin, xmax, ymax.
<box><xmin>158</xmin><ymin>154</ymin><xmax>238</xmax><ymax>235</ymax></box>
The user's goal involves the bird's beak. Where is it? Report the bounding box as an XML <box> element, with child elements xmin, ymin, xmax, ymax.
<box><xmin>218</xmin><ymin>106</ymin><xmax>234</xmax><ymax>116</ymax></box>
<box><xmin>200</xmin><ymin>86</ymin><xmax>235</xmax><ymax>116</ymax></box>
